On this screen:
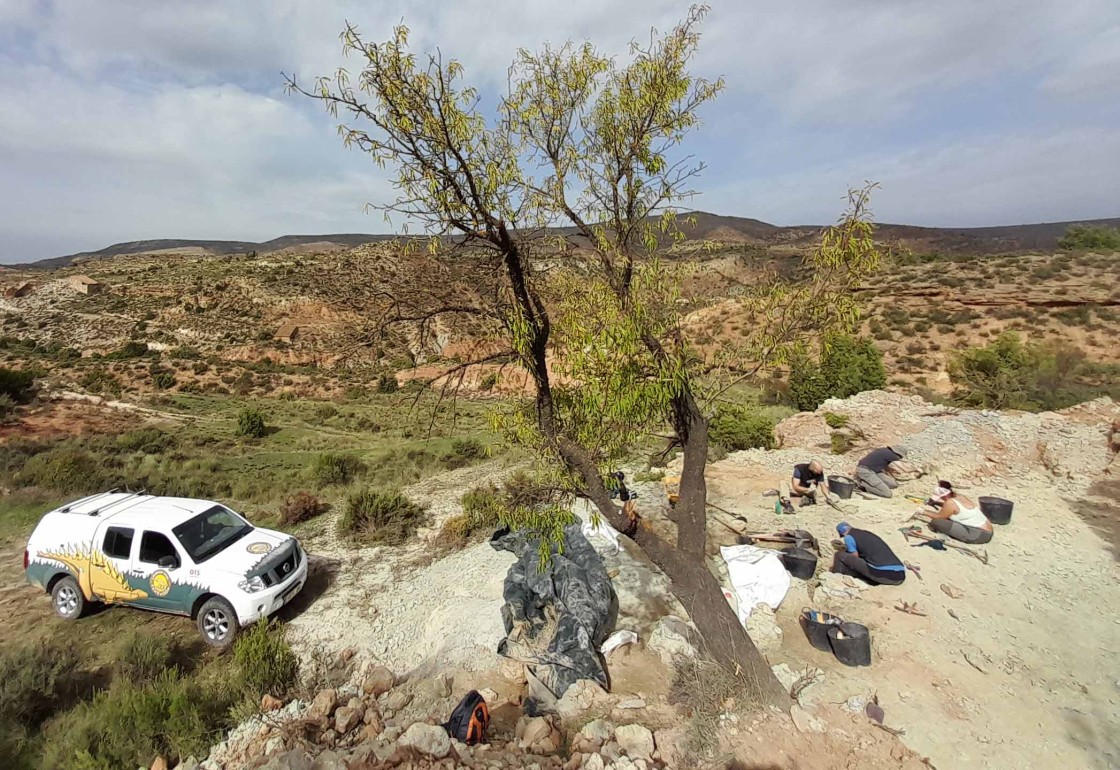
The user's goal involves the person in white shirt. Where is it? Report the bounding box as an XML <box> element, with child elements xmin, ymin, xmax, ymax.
<box><xmin>920</xmin><ymin>480</ymin><xmax>993</xmax><ymax>544</ymax></box>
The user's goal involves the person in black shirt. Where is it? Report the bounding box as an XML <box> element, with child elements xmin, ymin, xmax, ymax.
<box><xmin>832</xmin><ymin>522</ymin><xmax>905</xmax><ymax>586</ymax></box>
<box><xmin>779</xmin><ymin>460</ymin><xmax>831</xmax><ymax>512</ymax></box>
<box><xmin>855</xmin><ymin>445</ymin><xmax>907</xmax><ymax>498</ymax></box>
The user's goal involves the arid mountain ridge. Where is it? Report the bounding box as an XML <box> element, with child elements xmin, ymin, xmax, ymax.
<box><xmin>16</xmin><ymin>212</ymin><xmax>1120</xmax><ymax>268</ymax></box>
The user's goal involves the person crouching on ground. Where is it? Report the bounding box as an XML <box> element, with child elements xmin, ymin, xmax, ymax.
<box><xmin>831</xmin><ymin>522</ymin><xmax>906</xmax><ymax>585</ymax></box>
<box><xmin>919</xmin><ymin>481</ymin><xmax>993</xmax><ymax>544</ymax></box>
<box><xmin>855</xmin><ymin>445</ymin><xmax>907</xmax><ymax>498</ymax></box>
<box><xmin>779</xmin><ymin>460</ymin><xmax>832</xmax><ymax>513</ymax></box>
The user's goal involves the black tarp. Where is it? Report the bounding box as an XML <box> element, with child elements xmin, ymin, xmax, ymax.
<box><xmin>490</xmin><ymin>523</ymin><xmax>617</xmax><ymax>703</ymax></box>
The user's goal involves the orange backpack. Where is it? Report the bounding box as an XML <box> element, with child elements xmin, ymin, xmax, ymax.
<box><xmin>444</xmin><ymin>690</ymin><xmax>490</xmax><ymax>745</ymax></box>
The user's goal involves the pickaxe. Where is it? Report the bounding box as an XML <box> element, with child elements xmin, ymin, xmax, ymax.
<box><xmin>899</xmin><ymin>526</ymin><xmax>989</xmax><ymax>565</ymax></box>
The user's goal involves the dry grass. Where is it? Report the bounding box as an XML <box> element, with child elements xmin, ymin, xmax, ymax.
<box><xmin>669</xmin><ymin>658</ymin><xmax>766</xmax><ymax>760</ymax></box>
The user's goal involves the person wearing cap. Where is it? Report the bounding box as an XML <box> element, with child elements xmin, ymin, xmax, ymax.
<box><xmin>832</xmin><ymin>522</ymin><xmax>906</xmax><ymax>585</ymax></box>
<box><xmin>919</xmin><ymin>480</ymin><xmax>993</xmax><ymax>544</ymax></box>
<box><xmin>855</xmin><ymin>445</ymin><xmax>908</xmax><ymax>498</ymax></box>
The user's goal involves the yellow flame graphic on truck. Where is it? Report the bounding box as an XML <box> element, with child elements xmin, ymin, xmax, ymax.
<box><xmin>39</xmin><ymin>547</ymin><xmax>148</xmax><ymax>603</ymax></box>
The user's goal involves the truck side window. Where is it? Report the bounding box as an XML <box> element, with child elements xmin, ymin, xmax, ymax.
<box><xmin>103</xmin><ymin>527</ymin><xmax>134</xmax><ymax>559</ymax></box>
<box><xmin>139</xmin><ymin>531</ymin><xmax>180</xmax><ymax>569</ymax></box>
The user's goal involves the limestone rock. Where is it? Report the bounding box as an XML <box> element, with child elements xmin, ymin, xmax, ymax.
<box><xmin>363</xmin><ymin>667</ymin><xmax>396</xmax><ymax>698</ymax></box>
<box><xmin>260</xmin><ymin>695</ymin><xmax>283</xmax><ymax>712</ymax></box>
<box><xmin>614</xmin><ymin>724</ymin><xmax>655</xmax><ymax>760</ymax></box>
<box><xmin>257</xmin><ymin>750</ymin><xmax>312</xmax><ymax>770</ymax></box>
<box><xmin>173</xmin><ymin>757</ymin><xmax>199</xmax><ymax>770</ymax></box>
<box><xmin>334</xmin><ymin>706</ymin><xmax>362</xmax><ymax>735</ymax></box>
<box><xmin>646</xmin><ymin>616</ymin><xmax>700</xmax><ymax>664</ymax></box>
<box><xmin>744</xmin><ymin>603</ymin><xmax>783</xmax><ymax>652</ymax></box>
<box><xmin>384</xmin><ymin>689</ymin><xmax>412</xmax><ymax>712</ymax></box>
<box><xmin>310</xmin><ymin>751</ymin><xmax>347</xmax><ymax>770</ymax></box>
<box><xmin>790</xmin><ymin>704</ymin><xmax>826</xmax><ymax>734</ymax></box>
<box><xmin>151</xmin><ymin>758</ymin><xmax>168</xmax><ymax>770</ymax></box>
<box><xmin>582</xmin><ymin>754</ymin><xmax>606</xmax><ymax>770</ymax></box>
<box><xmin>556</xmin><ymin>679</ymin><xmax>611</xmax><ymax>720</ymax></box>
<box><xmin>518</xmin><ymin>715</ymin><xmax>562</xmax><ymax>754</ymax></box>
<box><xmin>308</xmin><ymin>689</ymin><xmax>338</xmax><ymax>721</ymax></box>
<box><xmin>579</xmin><ymin>719</ymin><xmax>615</xmax><ymax>744</ymax></box>
<box><xmin>397</xmin><ymin>722</ymin><xmax>451</xmax><ymax>758</ymax></box>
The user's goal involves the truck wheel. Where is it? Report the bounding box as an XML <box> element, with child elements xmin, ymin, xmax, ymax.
<box><xmin>198</xmin><ymin>596</ymin><xmax>240</xmax><ymax>648</ymax></box>
<box><xmin>52</xmin><ymin>576</ymin><xmax>85</xmax><ymax>620</ymax></box>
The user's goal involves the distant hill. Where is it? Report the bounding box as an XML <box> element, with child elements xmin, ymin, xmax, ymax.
<box><xmin>18</xmin><ymin>214</ymin><xmax>1120</xmax><ymax>268</ymax></box>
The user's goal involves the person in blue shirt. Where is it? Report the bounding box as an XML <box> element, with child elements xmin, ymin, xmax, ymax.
<box><xmin>831</xmin><ymin>522</ymin><xmax>906</xmax><ymax>586</ymax></box>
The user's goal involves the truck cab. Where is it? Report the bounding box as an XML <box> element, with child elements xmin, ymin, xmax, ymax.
<box><xmin>25</xmin><ymin>491</ymin><xmax>307</xmax><ymax>647</ymax></box>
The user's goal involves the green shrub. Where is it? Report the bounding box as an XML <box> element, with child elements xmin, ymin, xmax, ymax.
<box><xmin>17</xmin><ymin>447</ymin><xmax>112</xmax><ymax>493</ymax></box>
<box><xmin>236</xmin><ymin>407</ymin><xmax>267</xmax><ymax>438</ymax></box>
<box><xmin>823</xmin><ymin>412</ymin><xmax>849</xmax><ymax>429</ymax></box>
<box><xmin>830</xmin><ymin>432</ymin><xmax>855</xmax><ymax>455</ymax></box>
<box><xmin>309</xmin><ymin>452</ymin><xmax>364</xmax><ymax>486</ymax></box>
<box><xmin>376</xmin><ymin>373</ymin><xmax>399</xmax><ymax>394</ymax></box>
<box><xmin>278</xmin><ymin>491</ymin><xmax>329</xmax><ymax>526</ymax></box>
<box><xmin>442</xmin><ymin>438</ymin><xmax>488</xmax><ymax>469</ymax></box>
<box><xmin>788</xmin><ymin>334</ymin><xmax>886</xmax><ymax>411</ymax></box>
<box><xmin>708</xmin><ymin>404</ymin><xmax>776</xmax><ymax>451</ymax></box>
<box><xmin>480</xmin><ymin>372</ymin><xmax>499</xmax><ymax>391</ymax></box>
<box><xmin>1058</xmin><ymin>224</ymin><xmax>1120</xmax><ymax>251</ymax></box>
<box><xmin>439</xmin><ymin>484</ymin><xmax>505</xmax><ymax>548</ymax></box>
<box><xmin>151</xmin><ymin>370</ymin><xmax>176</xmax><ymax>390</ymax></box>
<box><xmin>40</xmin><ymin>669</ymin><xmax>233</xmax><ymax>770</ymax></box>
<box><xmin>0</xmin><ymin>367</ymin><xmax>35</xmax><ymax>402</ymax></box>
<box><xmin>0</xmin><ymin>637</ymin><xmax>82</xmax><ymax>728</ymax></box>
<box><xmin>79</xmin><ymin>369</ymin><xmax>122</xmax><ymax>395</ymax></box>
<box><xmin>339</xmin><ymin>489</ymin><xmax>427</xmax><ymax>545</ymax></box>
<box><xmin>233</xmin><ymin>621</ymin><xmax>299</xmax><ymax>698</ymax></box>
<box><xmin>115</xmin><ymin>631</ymin><xmax>175</xmax><ymax>684</ymax></box>
<box><xmin>313</xmin><ymin>404</ymin><xmax>338</xmax><ymax>421</ymax></box>
<box><xmin>0</xmin><ymin>394</ymin><xmax>16</xmax><ymax>417</ymax></box>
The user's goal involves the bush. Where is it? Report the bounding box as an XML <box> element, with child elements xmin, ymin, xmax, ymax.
<box><xmin>708</xmin><ymin>404</ymin><xmax>776</xmax><ymax>451</ymax></box>
<box><xmin>788</xmin><ymin>334</ymin><xmax>886</xmax><ymax>411</ymax></box>
<box><xmin>151</xmin><ymin>370</ymin><xmax>176</xmax><ymax>390</ymax></box>
<box><xmin>0</xmin><ymin>394</ymin><xmax>16</xmax><ymax>417</ymax></box>
<box><xmin>1058</xmin><ymin>224</ymin><xmax>1120</xmax><ymax>251</ymax></box>
<box><xmin>115</xmin><ymin>631</ymin><xmax>175</xmax><ymax>684</ymax></box>
<box><xmin>236</xmin><ymin>407</ymin><xmax>267</xmax><ymax>438</ymax></box>
<box><xmin>106</xmin><ymin>340</ymin><xmax>153</xmax><ymax>360</ymax></box>
<box><xmin>0</xmin><ymin>637</ymin><xmax>82</xmax><ymax>729</ymax></box>
<box><xmin>233</xmin><ymin>621</ymin><xmax>299</xmax><ymax>698</ymax></box>
<box><xmin>0</xmin><ymin>367</ymin><xmax>35</xmax><ymax>402</ymax></box>
<box><xmin>823</xmin><ymin>412</ymin><xmax>849</xmax><ymax>429</ymax></box>
<box><xmin>376</xmin><ymin>373</ymin><xmax>399</xmax><ymax>394</ymax></box>
<box><xmin>279</xmin><ymin>491</ymin><xmax>329</xmax><ymax>526</ymax></box>
<box><xmin>309</xmin><ymin>452</ymin><xmax>364</xmax><ymax>486</ymax></box>
<box><xmin>80</xmin><ymin>369</ymin><xmax>122</xmax><ymax>395</ymax></box>
<box><xmin>17</xmin><ymin>447</ymin><xmax>112</xmax><ymax>493</ymax></box>
<box><xmin>40</xmin><ymin>669</ymin><xmax>233</xmax><ymax>770</ymax></box>
<box><xmin>439</xmin><ymin>485</ymin><xmax>505</xmax><ymax>548</ymax></box>
<box><xmin>339</xmin><ymin>489</ymin><xmax>427</xmax><ymax>545</ymax></box>
<box><xmin>442</xmin><ymin>438</ymin><xmax>488</xmax><ymax>469</ymax></box>
<box><xmin>480</xmin><ymin>372</ymin><xmax>499</xmax><ymax>391</ymax></box>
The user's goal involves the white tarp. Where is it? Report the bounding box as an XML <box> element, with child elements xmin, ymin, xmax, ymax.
<box><xmin>719</xmin><ymin>543</ymin><xmax>790</xmax><ymax>626</ymax></box>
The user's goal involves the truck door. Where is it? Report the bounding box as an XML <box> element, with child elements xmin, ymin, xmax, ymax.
<box><xmin>92</xmin><ymin>525</ymin><xmax>147</xmax><ymax>604</ymax></box>
<box><xmin>129</xmin><ymin>530</ymin><xmax>188</xmax><ymax>613</ymax></box>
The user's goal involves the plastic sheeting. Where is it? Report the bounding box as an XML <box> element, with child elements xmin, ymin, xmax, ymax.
<box><xmin>719</xmin><ymin>543</ymin><xmax>790</xmax><ymax>626</ymax></box>
<box><xmin>490</xmin><ymin>524</ymin><xmax>618</xmax><ymax>702</ymax></box>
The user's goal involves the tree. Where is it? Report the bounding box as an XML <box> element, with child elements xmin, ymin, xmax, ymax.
<box><xmin>287</xmin><ymin>5</ymin><xmax>880</xmax><ymax>704</ymax></box>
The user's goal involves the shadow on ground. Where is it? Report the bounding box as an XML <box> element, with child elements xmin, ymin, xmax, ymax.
<box><xmin>1066</xmin><ymin>478</ymin><xmax>1120</xmax><ymax>561</ymax></box>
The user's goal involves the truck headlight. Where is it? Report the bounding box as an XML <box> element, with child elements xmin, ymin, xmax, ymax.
<box><xmin>238</xmin><ymin>575</ymin><xmax>266</xmax><ymax>593</ymax></box>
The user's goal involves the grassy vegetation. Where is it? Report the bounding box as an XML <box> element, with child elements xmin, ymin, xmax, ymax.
<box><xmin>0</xmin><ymin>620</ymin><xmax>298</xmax><ymax>770</ymax></box>
<box><xmin>339</xmin><ymin>488</ymin><xmax>428</xmax><ymax>545</ymax></box>
<box><xmin>438</xmin><ymin>484</ymin><xmax>505</xmax><ymax>548</ymax></box>
<box><xmin>709</xmin><ymin>403</ymin><xmax>776</xmax><ymax>452</ymax></box>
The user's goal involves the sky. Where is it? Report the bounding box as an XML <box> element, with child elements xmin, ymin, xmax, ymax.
<box><xmin>0</xmin><ymin>0</ymin><xmax>1118</xmax><ymax>262</ymax></box>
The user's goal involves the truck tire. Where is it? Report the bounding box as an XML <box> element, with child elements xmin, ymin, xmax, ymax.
<box><xmin>52</xmin><ymin>576</ymin><xmax>86</xmax><ymax>620</ymax></box>
<box><xmin>198</xmin><ymin>596</ymin><xmax>240</xmax><ymax>649</ymax></box>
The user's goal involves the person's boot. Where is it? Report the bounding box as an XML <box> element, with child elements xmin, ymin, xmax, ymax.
<box><xmin>781</xmin><ymin>499</ymin><xmax>796</xmax><ymax>515</ymax></box>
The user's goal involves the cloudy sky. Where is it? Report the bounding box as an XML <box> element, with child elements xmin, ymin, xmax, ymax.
<box><xmin>1</xmin><ymin>0</ymin><xmax>1118</xmax><ymax>262</ymax></box>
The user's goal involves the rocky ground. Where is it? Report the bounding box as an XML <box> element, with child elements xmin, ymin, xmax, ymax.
<box><xmin>156</xmin><ymin>390</ymin><xmax>1119</xmax><ymax>770</ymax></box>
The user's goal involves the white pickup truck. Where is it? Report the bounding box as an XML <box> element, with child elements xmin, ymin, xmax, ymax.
<box><xmin>24</xmin><ymin>491</ymin><xmax>307</xmax><ymax>647</ymax></box>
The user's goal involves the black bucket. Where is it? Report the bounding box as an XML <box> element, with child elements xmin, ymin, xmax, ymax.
<box><xmin>782</xmin><ymin>547</ymin><xmax>818</xmax><ymax>579</ymax></box>
<box><xmin>828</xmin><ymin>475</ymin><xmax>856</xmax><ymax>500</ymax></box>
<box><xmin>979</xmin><ymin>496</ymin><xmax>1013</xmax><ymax>525</ymax></box>
<box><xmin>828</xmin><ymin>622</ymin><xmax>872</xmax><ymax>667</ymax></box>
<box><xmin>800</xmin><ymin>608</ymin><xmax>842</xmax><ymax>652</ymax></box>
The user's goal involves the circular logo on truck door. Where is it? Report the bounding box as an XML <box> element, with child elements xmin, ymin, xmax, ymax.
<box><xmin>150</xmin><ymin>570</ymin><xmax>172</xmax><ymax>597</ymax></box>
<box><xmin>246</xmin><ymin>542</ymin><xmax>272</xmax><ymax>555</ymax></box>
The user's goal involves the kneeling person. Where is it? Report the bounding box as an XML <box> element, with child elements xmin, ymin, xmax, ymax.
<box><xmin>780</xmin><ymin>460</ymin><xmax>831</xmax><ymax>513</ymax></box>
<box><xmin>832</xmin><ymin>522</ymin><xmax>905</xmax><ymax>586</ymax></box>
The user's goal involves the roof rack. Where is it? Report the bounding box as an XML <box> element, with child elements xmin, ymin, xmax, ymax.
<box><xmin>60</xmin><ymin>489</ymin><xmax>120</xmax><ymax>514</ymax></box>
<box><xmin>88</xmin><ymin>490</ymin><xmax>149</xmax><ymax>517</ymax></box>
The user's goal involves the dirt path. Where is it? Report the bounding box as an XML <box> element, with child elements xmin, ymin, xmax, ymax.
<box><xmin>704</xmin><ymin>461</ymin><xmax>1120</xmax><ymax>770</ymax></box>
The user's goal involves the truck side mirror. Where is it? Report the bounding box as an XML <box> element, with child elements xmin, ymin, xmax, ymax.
<box><xmin>158</xmin><ymin>555</ymin><xmax>179</xmax><ymax>570</ymax></box>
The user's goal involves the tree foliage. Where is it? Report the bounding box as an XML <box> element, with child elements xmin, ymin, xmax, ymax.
<box><xmin>1058</xmin><ymin>224</ymin><xmax>1120</xmax><ymax>251</ymax></box>
<box><xmin>788</xmin><ymin>333</ymin><xmax>887</xmax><ymax>411</ymax></box>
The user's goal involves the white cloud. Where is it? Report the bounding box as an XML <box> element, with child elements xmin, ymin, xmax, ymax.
<box><xmin>0</xmin><ymin>0</ymin><xmax>1118</xmax><ymax>261</ymax></box>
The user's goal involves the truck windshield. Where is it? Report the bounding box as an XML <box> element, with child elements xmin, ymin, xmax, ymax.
<box><xmin>172</xmin><ymin>506</ymin><xmax>253</xmax><ymax>563</ymax></box>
